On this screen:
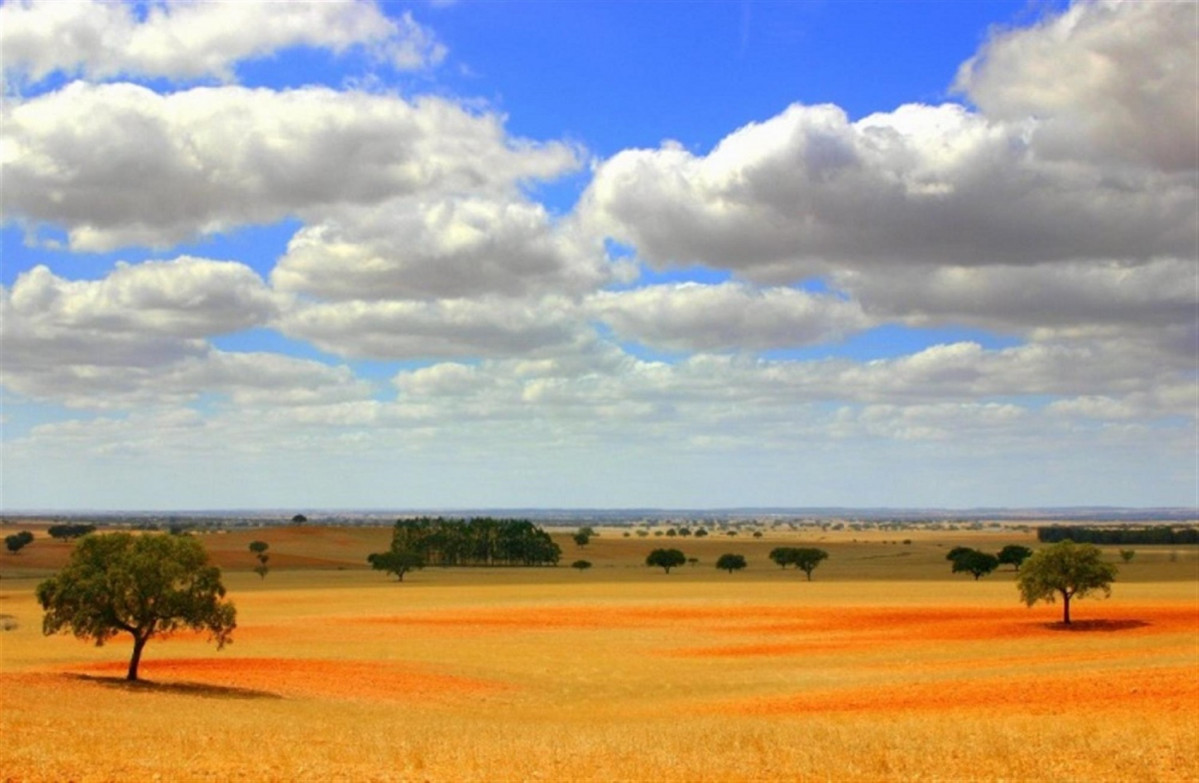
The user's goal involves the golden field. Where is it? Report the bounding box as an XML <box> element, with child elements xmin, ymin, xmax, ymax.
<box><xmin>1</xmin><ymin>524</ymin><xmax>1197</xmax><ymax>782</ymax></box>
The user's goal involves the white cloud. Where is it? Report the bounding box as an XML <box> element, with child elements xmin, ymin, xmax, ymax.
<box><xmin>0</xmin><ymin>0</ymin><xmax>445</xmax><ymax>86</ymax></box>
<box><xmin>279</xmin><ymin>295</ymin><xmax>586</xmax><ymax>360</ymax></box>
<box><xmin>2</xmin><ymin>82</ymin><xmax>582</xmax><ymax>251</ymax></box>
<box><xmin>954</xmin><ymin>0</ymin><xmax>1198</xmax><ymax>172</ymax></box>
<box><xmin>1</xmin><ymin>258</ymin><xmax>370</xmax><ymax>408</ymax></box>
<box><xmin>272</xmin><ymin>195</ymin><xmax>610</xmax><ymax>300</ymax></box>
<box><xmin>586</xmin><ymin>282</ymin><xmax>871</xmax><ymax>352</ymax></box>
<box><xmin>580</xmin><ymin>102</ymin><xmax>1196</xmax><ymax>280</ymax></box>
<box><xmin>835</xmin><ymin>257</ymin><xmax>1198</xmax><ymax>334</ymax></box>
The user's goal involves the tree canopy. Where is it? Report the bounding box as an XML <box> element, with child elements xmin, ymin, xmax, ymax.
<box><xmin>1017</xmin><ymin>541</ymin><xmax>1118</xmax><ymax>624</ymax></box>
<box><xmin>367</xmin><ymin>550</ymin><xmax>425</xmax><ymax>581</ymax></box>
<box><xmin>36</xmin><ymin>533</ymin><xmax>236</xmax><ymax>681</ymax></box>
<box><xmin>790</xmin><ymin>548</ymin><xmax>829</xmax><ymax>581</ymax></box>
<box><xmin>997</xmin><ymin>544</ymin><xmax>1033</xmax><ymax>571</ymax></box>
<box><xmin>5</xmin><ymin>530</ymin><xmax>34</xmax><ymax>554</ymax></box>
<box><xmin>949</xmin><ymin>548</ymin><xmax>1000</xmax><ymax>580</ymax></box>
<box><xmin>646</xmin><ymin>548</ymin><xmax>686</xmax><ymax>573</ymax></box>
<box><xmin>715</xmin><ymin>553</ymin><xmax>747</xmax><ymax>573</ymax></box>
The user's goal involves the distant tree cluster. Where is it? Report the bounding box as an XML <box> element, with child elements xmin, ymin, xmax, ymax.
<box><xmin>5</xmin><ymin>531</ymin><xmax>34</xmax><ymax>554</ymax></box>
<box><xmin>47</xmin><ymin>524</ymin><xmax>96</xmax><ymax>540</ymax></box>
<box><xmin>768</xmin><ymin>547</ymin><xmax>829</xmax><ymax>580</ymax></box>
<box><xmin>946</xmin><ymin>545</ymin><xmax>1032</xmax><ymax>580</ymax></box>
<box><xmin>1038</xmin><ymin>526</ymin><xmax>1198</xmax><ymax>545</ymax></box>
<box><xmin>371</xmin><ymin>517</ymin><xmax>562</xmax><ymax>574</ymax></box>
<box><xmin>249</xmin><ymin>540</ymin><xmax>270</xmax><ymax>579</ymax></box>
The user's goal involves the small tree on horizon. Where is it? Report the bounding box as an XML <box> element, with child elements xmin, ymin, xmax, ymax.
<box><xmin>646</xmin><ymin>548</ymin><xmax>686</xmax><ymax>574</ymax></box>
<box><xmin>716</xmin><ymin>554</ymin><xmax>747</xmax><ymax>573</ymax></box>
<box><xmin>792</xmin><ymin>548</ymin><xmax>829</xmax><ymax>581</ymax></box>
<box><xmin>950</xmin><ymin>549</ymin><xmax>1000</xmax><ymax>580</ymax></box>
<box><xmin>367</xmin><ymin>550</ymin><xmax>424</xmax><ymax>582</ymax></box>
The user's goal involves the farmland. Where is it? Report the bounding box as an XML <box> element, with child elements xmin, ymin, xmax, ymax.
<box><xmin>2</xmin><ymin>522</ymin><xmax>1197</xmax><ymax>782</ymax></box>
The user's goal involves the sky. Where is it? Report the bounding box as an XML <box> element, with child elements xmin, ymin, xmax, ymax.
<box><xmin>1</xmin><ymin>0</ymin><xmax>1196</xmax><ymax>512</ymax></box>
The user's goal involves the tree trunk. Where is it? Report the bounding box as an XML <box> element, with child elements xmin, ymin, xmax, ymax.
<box><xmin>1062</xmin><ymin>592</ymin><xmax>1072</xmax><ymax>625</ymax></box>
<box><xmin>127</xmin><ymin>634</ymin><xmax>148</xmax><ymax>681</ymax></box>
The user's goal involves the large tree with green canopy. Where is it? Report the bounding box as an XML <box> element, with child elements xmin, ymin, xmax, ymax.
<box><xmin>1017</xmin><ymin>541</ymin><xmax>1117</xmax><ymax>625</ymax></box>
<box><xmin>36</xmin><ymin>533</ymin><xmax>236</xmax><ymax>681</ymax></box>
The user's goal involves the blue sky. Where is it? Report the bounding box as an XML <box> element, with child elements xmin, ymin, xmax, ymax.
<box><xmin>1</xmin><ymin>0</ymin><xmax>1195</xmax><ymax>511</ymax></box>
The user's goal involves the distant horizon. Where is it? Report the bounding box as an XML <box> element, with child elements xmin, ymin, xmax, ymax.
<box><xmin>5</xmin><ymin>505</ymin><xmax>1195</xmax><ymax>521</ymax></box>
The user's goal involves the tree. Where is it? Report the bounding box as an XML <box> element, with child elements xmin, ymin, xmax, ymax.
<box><xmin>769</xmin><ymin>547</ymin><xmax>797</xmax><ymax>568</ymax></box>
<box><xmin>5</xmin><ymin>530</ymin><xmax>34</xmax><ymax>554</ymax></box>
<box><xmin>291</xmin><ymin>514</ymin><xmax>307</xmax><ymax>525</ymax></box>
<box><xmin>36</xmin><ymin>533</ymin><xmax>236</xmax><ymax>681</ymax></box>
<box><xmin>951</xmin><ymin>549</ymin><xmax>1000</xmax><ymax>580</ymax></box>
<box><xmin>572</xmin><ymin>532</ymin><xmax>591</xmax><ymax>547</ymax></box>
<box><xmin>646</xmin><ymin>548</ymin><xmax>686</xmax><ymax>574</ymax></box>
<box><xmin>792</xmin><ymin>548</ymin><xmax>829</xmax><ymax>581</ymax></box>
<box><xmin>571</xmin><ymin>560</ymin><xmax>592</xmax><ymax>571</ymax></box>
<box><xmin>1017</xmin><ymin>541</ymin><xmax>1118</xmax><ymax>624</ymax></box>
<box><xmin>1119</xmin><ymin>549</ymin><xmax>1136</xmax><ymax>563</ymax></box>
<box><xmin>248</xmin><ymin>541</ymin><xmax>270</xmax><ymax>579</ymax></box>
<box><xmin>715</xmin><ymin>554</ymin><xmax>747</xmax><ymax>573</ymax></box>
<box><xmin>997</xmin><ymin>545</ymin><xmax>1033</xmax><ymax>571</ymax></box>
<box><xmin>367</xmin><ymin>550</ymin><xmax>424</xmax><ymax>582</ymax></box>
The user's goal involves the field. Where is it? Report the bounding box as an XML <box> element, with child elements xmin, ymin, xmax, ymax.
<box><xmin>2</xmin><ymin>523</ymin><xmax>1197</xmax><ymax>782</ymax></box>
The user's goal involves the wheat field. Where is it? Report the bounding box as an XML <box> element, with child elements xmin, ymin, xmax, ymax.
<box><xmin>2</xmin><ymin>525</ymin><xmax>1197</xmax><ymax>782</ymax></box>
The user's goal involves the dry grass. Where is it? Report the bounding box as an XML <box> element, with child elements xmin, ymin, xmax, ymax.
<box><xmin>2</xmin><ymin>529</ymin><xmax>1197</xmax><ymax>781</ymax></box>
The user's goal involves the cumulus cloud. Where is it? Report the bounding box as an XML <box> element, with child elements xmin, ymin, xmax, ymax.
<box><xmin>954</xmin><ymin>0</ymin><xmax>1198</xmax><ymax>172</ymax></box>
<box><xmin>587</xmin><ymin>282</ymin><xmax>871</xmax><ymax>352</ymax></box>
<box><xmin>0</xmin><ymin>0</ymin><xmax>445</xmax><ymax>85</ymax></box>
<box><xmin>1</xmin><ymin>257</ymin><xmax>370</xmax><ymax>408</ymax></box>
<box><xmin>580</xmin><ymin>102</ymin><xmax>1196</xmax><ymax>280</ymax></box>
<box><xmin>1</xmin><ymin>82</ymin><xmax>582</xmax><ymax>251</ymax></box>
<box><xmin>279</xmin><ymin>295</ymin><xmax>586</xmax><ymax>360</ymax></box>
<box><xmin>272</xmin><ymin>195</ymin><xmax>610</xmax><ymax>300</ymax></box>
<box><xmin>835</xmin><ymin>257</ymin><xmax>1198</xmax><ymax>334</ymax></box>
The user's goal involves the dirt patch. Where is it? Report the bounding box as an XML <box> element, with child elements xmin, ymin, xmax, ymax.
<box><xmin>68</xmin><ymin>657</ymin><xmax>509</xmax><ymax>704</ymax></box>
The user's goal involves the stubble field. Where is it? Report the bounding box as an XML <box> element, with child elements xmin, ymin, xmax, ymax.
<box><xmin>2</xmin><ymin>524</ymin><xmax>1197</xmax><ymax>782</ymax></box>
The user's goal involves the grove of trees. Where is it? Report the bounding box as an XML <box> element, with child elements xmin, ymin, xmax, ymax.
<box><xmin>36</xmin><ymin>533</ymin><xmax>236</xmax><ymax>681</ymax></box>
<box><xmin>1038</xmin><ymin>526</ymin><xmax>1197</xmax><ymax>545</ymax></box>
<box><xmin>370</xmin><ymin>517</ymin><xmax>562</xmax><ymax>573</ymax></box>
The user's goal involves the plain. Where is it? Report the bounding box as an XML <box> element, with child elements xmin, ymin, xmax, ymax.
<box><xmin>2</xmin><ymin>523</ymin><xmax>1197</xmax><ymax>782</ymax></box>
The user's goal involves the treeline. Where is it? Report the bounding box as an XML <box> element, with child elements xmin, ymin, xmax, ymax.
<box><xmin>1038</xmin><ymin>526</ymin><xmax>1198</xmax><ymax>545</ymax></box>
<box><xmin>387</xmin><ymin>517</ymin><xmax>562</xmax><ymax>567</ymax></box>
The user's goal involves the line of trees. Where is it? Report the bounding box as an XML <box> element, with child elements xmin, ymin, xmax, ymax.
<box><xmin>1038</xmin><ymin>526</ymin><xmax>1198</xmax><ymax>545</ymax></box>
<box><xmin>374</xmin><ymin>517</ymin><xmax>562</xmax><ymax>570</ymax></box>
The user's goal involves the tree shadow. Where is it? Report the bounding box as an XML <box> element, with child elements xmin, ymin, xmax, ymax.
<box><xmin>1040</xmin><ymin>619</ymin><xmax>1150</xmax><ymax>632</ymax></box>
<box><xmin>70</xmin><ymin>673</ymin><xmax>282</xmax><ymax>700</ymax></box>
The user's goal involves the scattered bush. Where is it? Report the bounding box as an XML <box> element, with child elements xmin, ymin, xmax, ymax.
<box><xmin>716</xmin><ymin>554</ymin><xmax>747</xmax><ymax>573</ymax></box>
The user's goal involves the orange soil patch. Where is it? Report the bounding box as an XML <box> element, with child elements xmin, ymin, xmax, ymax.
<box><xmin>67</xmin><ymin>657</ymin><xmax>508</xmax><ymax>704</ymax></box>
<box><xmin>345</xmin><ymin>602</ymin><xmax>1197</xmax><ymax>638</ymax></box>
<box><xmin>666</xmin><ymin>604</ymin><xmax>1198</xmax><ymax>657</ymax></box>
<box><xmin>726</xmin><ymin>665</ymin><xmax>1199</xmax><ymax>716</ymax></box>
